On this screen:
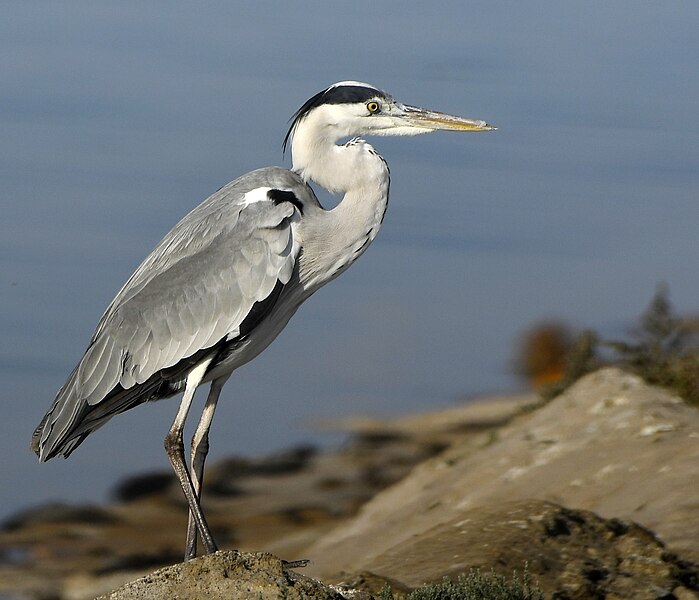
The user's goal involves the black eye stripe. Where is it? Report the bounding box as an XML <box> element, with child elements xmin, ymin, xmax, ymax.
<box><xmin>323</xmin><ymin>85</ymin><xmax>387</xmax><ymax>105</ymax></box>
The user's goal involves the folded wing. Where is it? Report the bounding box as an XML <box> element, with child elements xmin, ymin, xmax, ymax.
<box><xmin>33</xmin><ymin>168</ymin><xmax>305</xmax><ymax>460</ymax></box>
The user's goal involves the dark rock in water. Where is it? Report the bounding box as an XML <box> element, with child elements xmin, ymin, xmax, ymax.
<box><xmin>216</xmin><ymin>444</ymin><xmax>318</xmax><ymax>477</ymax></box>
<box><xmin>94</xmin><ymin>550</ymin><xmax>347</xmax><ymax>600</ymax></box>
<box><xmin>111</xmin><ymin>472</ymin><xmax>175</xmax><ymax>502</ymax></box>
<box><xmin>1</xmin><ymin>502</ymin><xmax>118</xmax><ymax>531</ymax></box>
<box><xmin>205</xmin><ymin>445</ymin><xmax>318</xmax><ymax>497</ymax></box>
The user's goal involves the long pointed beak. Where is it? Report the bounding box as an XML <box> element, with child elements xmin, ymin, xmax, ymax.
<box><xmin>401</xmin><ymin>104</ymin><xmax>495</xmax><ymax>132</ymax></box>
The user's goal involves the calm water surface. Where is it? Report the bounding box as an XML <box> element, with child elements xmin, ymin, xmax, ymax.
<box><xmin>2</xmin><ymin>2</ymin><xmax>698</xmax><ymax>519</ymax></box>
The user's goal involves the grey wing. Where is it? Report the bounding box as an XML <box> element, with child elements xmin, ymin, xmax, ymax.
<box><xmin>34</xmin><ymin>167</ymin><xmax>307</xmax><ymax>460</ymax></box>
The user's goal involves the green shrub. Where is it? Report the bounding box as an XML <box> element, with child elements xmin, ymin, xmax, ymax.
<box><xmin>378</xmin><ymin>568</ymin><xmax>543</xmax><ymax>600</ymax></box>
<box><xmin>605</xmin><ymin>284</ymin><xmax>699</xmax><ymax>405</ymax></box>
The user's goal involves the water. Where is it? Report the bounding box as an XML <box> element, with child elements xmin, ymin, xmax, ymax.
<box><xmin>2</xmin><ymin>1</ymin><xmax>698</xmax><ymax>520</ymax></box>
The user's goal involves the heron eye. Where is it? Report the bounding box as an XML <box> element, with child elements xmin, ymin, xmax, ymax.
<box><xmin>366</xmin><ymin>101</ymin><xmax>380</xmax><ymax>114</ymax></box>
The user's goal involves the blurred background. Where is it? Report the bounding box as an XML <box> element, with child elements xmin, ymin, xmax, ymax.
<box><xmin>2</xmin><ymin>1</ymin><xmax>698</xmax><ymax>521</ymax></box>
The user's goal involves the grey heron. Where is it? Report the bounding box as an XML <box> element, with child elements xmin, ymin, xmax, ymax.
<box><xmin>32</xmin><ymin>81</ymin><xmax>493</xmax><ymax>560</ymax></box>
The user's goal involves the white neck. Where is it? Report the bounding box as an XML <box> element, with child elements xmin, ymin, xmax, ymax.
<box><xmin>290</xmin><ymin>110</ymin><xmax>391</xmax><ymax>289</ymax></box>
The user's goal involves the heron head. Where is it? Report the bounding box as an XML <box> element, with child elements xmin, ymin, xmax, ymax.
<box><xmin>283</xmin><ymin>81</ymin><xmax>494</xmax><ymax>153</ymax></box>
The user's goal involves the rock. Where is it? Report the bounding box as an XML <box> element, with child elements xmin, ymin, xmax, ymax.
<box><xmin>334</xmin><ymin>499</ymin><xmax>698</xmax><ymax>599</ymax></box>
<box><xmin>111</xmin><ymin>472</ymin><xmax>176</xmax><ymax>503</ymax></box>
<box><xmin>94</xmin><ymin>550</ymin><xmax>347</xmax><ymax>600</ymax></box>
<box><xmin>88</xmin><ymin>501</ymin><xmax>699</xmax><ymax>600</ymax></box>
<box><xmin>674</xmin><ymin>587</ymin><xmax>699</xmax><ymax>600</ymax></box>
<box><xmin>305</xmin><ymin>368</ymin><xmax>699</xmax><ymax>579</ymax></box>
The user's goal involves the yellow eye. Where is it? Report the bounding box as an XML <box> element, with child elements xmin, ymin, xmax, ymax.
<box><xmin>366</xmin><ymin>101</ymin><xmax>380</xmax><ymax>114</ymax></box>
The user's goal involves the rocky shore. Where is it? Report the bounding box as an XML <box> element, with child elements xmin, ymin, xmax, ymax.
<box><xmin>2</xmin><ymin>368</ymin><xmax>698</xmax><ymax>599</ymax></box>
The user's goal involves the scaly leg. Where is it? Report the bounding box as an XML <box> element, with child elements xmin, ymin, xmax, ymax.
<box><xmin>184</xmin><ymin>375</ymin><xmax>228</xmax><ymax>560</ymax></box>
<box><xmin>164</xmin><ymin>359</ymin><xmax>218</xmax><ymax>559</ymax></box>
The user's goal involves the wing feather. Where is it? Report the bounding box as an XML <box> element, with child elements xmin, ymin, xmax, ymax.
<box><xmin>97</xmin><ymin>346</ymin><xmax>124</xmax><ymax>404</ymax></box>
<box><xmin>80</xmin><ymin>337</ymin><xmax>123</xmax><ymax>403</ymax></box>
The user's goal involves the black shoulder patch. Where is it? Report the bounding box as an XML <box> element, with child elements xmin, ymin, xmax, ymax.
<box><xmin>267</xmin><ymin>188</ymin><xmax>304</xmax><ymax>215</ymax></box>
<box><xmin>282</xmin><ymin>83</ymin><xmax>390</xmax><ymax>154</ymax></box>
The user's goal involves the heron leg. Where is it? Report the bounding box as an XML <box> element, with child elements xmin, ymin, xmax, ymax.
<box><xmin>184</xmin><ymin>375</ymin><xmax>228</xmax><ymax>561</ymax></box>
<box><xmin>164</xmin><ymin>359</ymin><xmax>219</xmax><ymax>559</ymax></box>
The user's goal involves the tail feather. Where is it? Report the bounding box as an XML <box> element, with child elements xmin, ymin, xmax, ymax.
<box><xmin>32</xmin><ymin>369</ymin><xmax>170</xmax><ymax>461</ymax></box>
<box><xmin>32</xmin><ymin>365</ymin><xmax>84</xmax><ymax>461</ymax></box>
<box><xmin>33</xmin><ymin>341</ymin><xmax>223</xmax><ymax>461</ymax></box>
